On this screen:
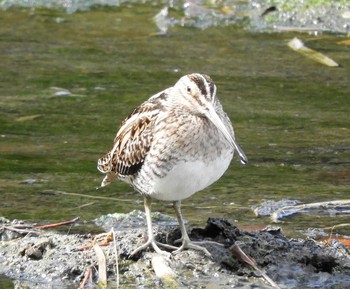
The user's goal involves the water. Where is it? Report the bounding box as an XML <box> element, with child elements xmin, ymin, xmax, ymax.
<box><xmin>0</xmin><ymin>4</ymin><xmax>349</xmax><ymax>288</ymax></box>
<box><xmin>1</xmin><ymin>0</ymin><xmax>350</xmax><ymax>33</ymax></box>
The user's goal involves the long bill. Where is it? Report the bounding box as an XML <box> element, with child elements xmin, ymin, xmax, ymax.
<box><xmin>204</xmin><ymin>105</ymin><xmax>248</xmax><ymax>165</ymax></box>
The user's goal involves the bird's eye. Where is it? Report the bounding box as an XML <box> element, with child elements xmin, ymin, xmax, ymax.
<box><xmin>186</xmin><ymin>86</ymin><xmax>191</xmax><ymax>93</ymax></box>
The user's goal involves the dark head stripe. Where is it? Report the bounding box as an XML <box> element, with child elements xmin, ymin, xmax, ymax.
<box><xmin>189</xmin><ymin>74</ymin><xmax>216</xmax><ymax>100</ymax></box>
<box><xmin>189</xmin><ymin>74</ymin><xmax>209</xmax><ymax>97</ymax></box>
<box><xmin>204</xmin><ymin>74</ymin><xmax>216</xmax><ymax>98</ymax></box>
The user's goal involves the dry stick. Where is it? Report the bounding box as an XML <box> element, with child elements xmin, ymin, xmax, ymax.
<box><xmin>112</xmin><ymin>228</ymin><xmax>120</xmax><ymax>288</ymax></box>
<box><xmin>79</xmin><ymin>267</ymin><xmax>93</xmax><ymax>289</ymax></box>
<box><xmin>77</xmin><ymin>233</ymin><xmax>113</xmax><ymax>251</ymax></box>
<box><xmin>151</xmin><ymin>255</ymin><xmax>179</xmax><ymax>289</ymax></box>
<box><xmin>94</xmin><ymin>242</ymin><xmax>107</xmax><ymax>288</ymax></box>
<box><xmin>271</xmin><ymin>199</ymin><xmax>350</xmax><ymax>222</ymax></box>
<box><xmin>2</xmin><ymin>226</ymin><xmax>38</xmax><ymax>235</ymax></box>
<box><xmin>75</xmin><ymin>202</ymin><xmax>96</xmax><ymax>209</ymax></box>
<box><xmin>43</xmin><ymin>189</ymin><xmax>133</xmax><ymax>202</ymax></box>
<box><xmin>323</xmin><ymin>223</ymin><xmax>350</xmax><ymax>247</ymax></box>
<box><xmin>230</xmin><ymin>244</ymin><xmax>282</xmax><ymax>289</ymax></box>
<box><xmin>2</xmin><ymin>224</ymin><xmax>33</xmax><ymax>230</ymax></box>
<box><xmin>288</xmin><ymin>37</ymin><xmax>339</xmax><ymax>67</ymax></box>
<box><xmin>34</xmin><ymin>217</ymin><xmax>80</xmax><ymax>229</ymax></box>
<box><xmin>2</xmin><ymin>217</ymin><xmax>80</xmax><ymax>236</ymax></box>
<box><xmin>324</xmin><ymin>223</ymin><xmax>350</xmax><ymax>231</ymax></box>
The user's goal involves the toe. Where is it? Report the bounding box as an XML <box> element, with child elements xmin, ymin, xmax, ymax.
<box><xmin>173</xmin><ymin>240</ymin><xmax>211</xmax><ymax>257</ymax></box>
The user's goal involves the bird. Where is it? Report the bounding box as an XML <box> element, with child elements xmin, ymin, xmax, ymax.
<box><xmin>97</xmin><ymin>73</ymin><xmax>247</xmax><ymax>257</ymax></box>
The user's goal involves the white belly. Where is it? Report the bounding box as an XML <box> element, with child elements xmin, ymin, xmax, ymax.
<box><xmin>151</xmin><ymin>152</ymin><xmax>233</xmax><ymax>201</ymax></box>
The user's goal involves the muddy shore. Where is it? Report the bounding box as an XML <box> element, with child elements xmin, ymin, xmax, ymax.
<box><xmin>1</xmin><ymin>213</ymin><xmax>350</xmax><ymax>288</ymax></box>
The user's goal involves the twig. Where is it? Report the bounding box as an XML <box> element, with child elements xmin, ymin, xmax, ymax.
<box><xmin>34</xmin><ymin>217</ymin><xmax>80</xmax><ymax>229</ymax></box>
<box><xmin>230</xmin><ymin>244</ymin><xmax>282</xmax><ymax>289</ymax></box>
<box><xmin>271</xmin><ymin>200</ymin><xmax>350</xmax><ymax>222</ymax></box>
<box><xmin>76</xmin><ymin>232</ymin><xmax>113</xmax><ymax>251</ymax></box>
<box><xmin>323</xmin><ymin>223</ymin><xmax>350</xmax><ymax>231</ymax></box>
<box><xmin>230</xmin><ymin>244</ymin><xmax>256</xmax><ymax>267</ymax></box>
<box><xmin>112</xmin><ymin>228</ymin><xmax>120</xmax><ymax>288</ymax></box>
<box><xmin>288</xmin><ymin>37</ymin><xmax>339</xmax><ymax>67</ymax></box>
<box><xmin>2</xmin><ymin>224</ymin><xmax>33</xmax><ymax>229</ymax></box>
<box><xmin>323</xmin><ymin>223</ymin><xmax>350</xmax><ymax>247</ymax></box>
<box><xmin>43</xmin><ymin>189</ymin><xmax>133</xmax><ymax>202</ymax></box>
<box><xmin>79</xmin><ymin>267</ymin><xmax>93</xmax><ymax>289</ymax></box>
<box><xmin>75</xmin><ymin>202</ymin><xmax>96</xmax><ymax>209</ymax></box>
<box><xmin>93</xmin><ymin>242</ymin><xmax>107</xmax><ymax>288</ymax></box>
<box><xmin>151</xmin><ymin>254</ymin><xmax>179</xmax><ymax>289</ymax></box>
<box><xmin>2</xmin><ymin>226</ymin><xmax>38</xmax><ymax>235</ymax></box>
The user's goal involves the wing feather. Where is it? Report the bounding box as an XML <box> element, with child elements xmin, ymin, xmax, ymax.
<box><xmin>97</xmin><ymin>92</ymin><xmax>167</xmax><ymax>186</ymax></box>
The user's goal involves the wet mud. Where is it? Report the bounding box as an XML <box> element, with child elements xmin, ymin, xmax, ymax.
<box><xmin>0</xmin><ymin>214</ymin><xmax>350</xmax><ymax>288</ymax></box>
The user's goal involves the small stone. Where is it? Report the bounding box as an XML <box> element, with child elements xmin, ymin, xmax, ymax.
<box><xmin>25</xmin><ymin>247</ymin><xmax>43</xmax><ymax>260</ymax></box>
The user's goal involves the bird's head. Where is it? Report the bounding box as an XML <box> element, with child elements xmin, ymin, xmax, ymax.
<box><xmin>173</xmin><ymin>73</ymin><xmax>248</xmax><ymax>164</ymax></box>
<box><xmin>174</xmin><ymin>73</ymin><xmax>217</xmax><ymax>114</ymax></box>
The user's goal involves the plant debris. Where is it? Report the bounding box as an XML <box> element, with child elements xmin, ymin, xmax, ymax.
<box><xmin>288</xmin><ymin>37</ymin><xmax>339</xmax><ymax>67</ymax></box>
<box><xmin>1</xmin><ymin>214</ymin><xmax>350</xmax><ymax>288</ymax></box>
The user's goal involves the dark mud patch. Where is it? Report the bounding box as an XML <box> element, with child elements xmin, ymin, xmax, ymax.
<box><xmin>0</xmin><ymin>214</ymin><xmax>350</xmax><ymax>288</ymax></box>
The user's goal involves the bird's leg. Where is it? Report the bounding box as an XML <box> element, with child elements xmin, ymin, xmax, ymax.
<box><xmin>172</xmin><ymin>200</ymin><xmax>213</xmax><ymax>257</ymax></box>
<box><xmin>130</xmin><ymin>195</ymin><xmax>176</xmax><ymax>257</ymax></box>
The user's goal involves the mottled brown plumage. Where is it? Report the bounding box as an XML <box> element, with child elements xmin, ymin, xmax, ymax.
<box><xmin>97</xmin><ymin>95</ymin><xmax>161</xmax><ymax>184</ymax></box>
<box><xmin>97</xmin><ymin>73</ymin><xmax>247</xmax><ymax>256</ymax></box>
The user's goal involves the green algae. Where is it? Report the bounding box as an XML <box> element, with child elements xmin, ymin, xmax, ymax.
<box><xmin>0</xmin><ymin>6</ymin><xmax>349</xmax><ymax>237</ymax></box>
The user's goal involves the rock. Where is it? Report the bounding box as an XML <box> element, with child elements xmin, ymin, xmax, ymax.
<box><xmin>21</xmin><ymin>238</ymin><xmax>52</xmax><ymax>260</ymax></box>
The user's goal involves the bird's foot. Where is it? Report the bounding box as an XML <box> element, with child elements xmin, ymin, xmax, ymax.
<box><xmin>173</xmin><ymin>238</ymin><xmax>215</xmax><ymax>257</ymax></box>
<box><xmin>174</xmin><ymin>238</ymin><xmax>224</xmax><ymax>247</ymax></box>
<box><xmin>130</xmin><ymin>239</ymin><xmax>178</xmax><ymax>258</ymax></box>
